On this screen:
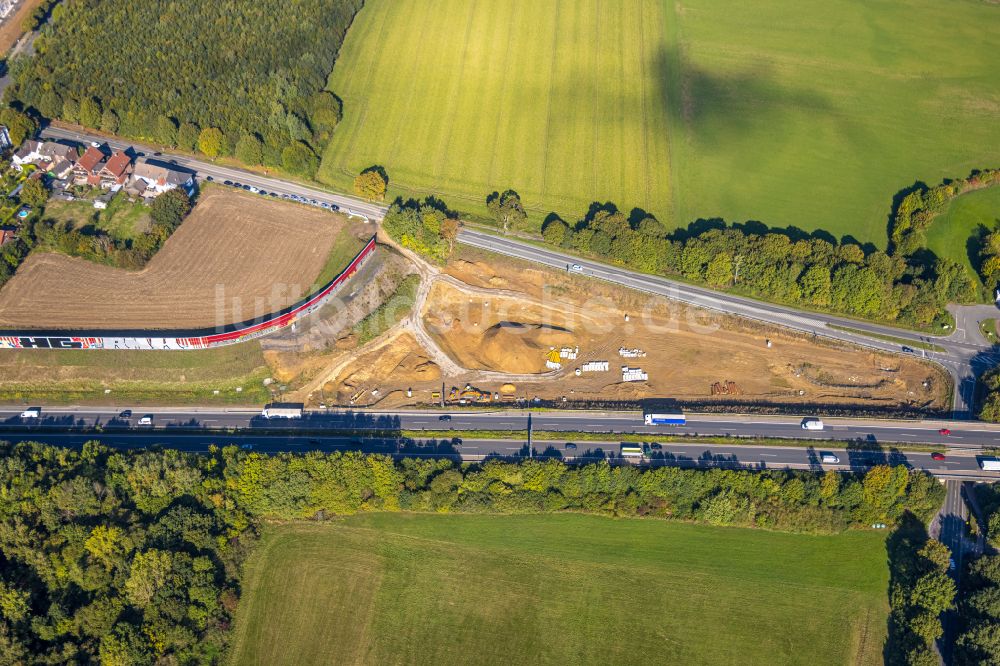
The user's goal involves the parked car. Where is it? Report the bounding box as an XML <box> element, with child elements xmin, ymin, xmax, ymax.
<box><xmin>331</xmin><ymin>204</ymin><xmax>340</xmax><ymax>211</ymax></box>
<box><xmin>205</xmin><ymin>175</ymin><xmax>213</xmax><ymax>181</ymax></box>
<box><xmin>223</xmin><ymin>180</ymin><xmax>233</xmax><ymax>186</ymax></box>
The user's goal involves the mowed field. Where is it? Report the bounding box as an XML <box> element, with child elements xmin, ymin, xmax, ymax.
<box><xmin>319</xmin><ymin>0</ymin><xmax>1000</xmax><ymax>244</ymax></box>
<box><xmin>0</xmin><ymin>343</ymin><xmax>270</xmax><ymax>404</ymax></box>
<box><xmin>228</xmin><ymin>515</ymin><xmax>888</xmax><ymax>666</ymax></box>
<box><xmin>319</xmin><ymin>0</ymin><xmax>673</xmax><ymax>222</ymax></box>
<box><xmin>0</xmin><ymin>188</ymin><xmax>366</xmax><ymax>330</ymax></box>
<box><xmin>926</xmin><ymin>187</ymin><xmax>1000</xmax><ymax>284</ymax></box>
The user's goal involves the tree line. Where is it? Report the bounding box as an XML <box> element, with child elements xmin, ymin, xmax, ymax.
<box><xmin>0</xmin><ymin>441</ymin><xmax>944</xmax><ymax>663</ymax></box>
<box><xmin>540</xmin><ymin>201</ymin><xmax>976</xmax><ymax>328</ymax></box>
<box><xmin>382</xmin><ymin>197</ymin><xmax>459</xmax><ymax>263</ymax></box>
<box><xmin>885</xmin><ymin>514</ymin><xmax>957</xmax><ymax>665</ymax></box>
<box><xmin>5</xmin><ymin>0</ymin><xmax>362</xmax><ymax>177</ymax></box>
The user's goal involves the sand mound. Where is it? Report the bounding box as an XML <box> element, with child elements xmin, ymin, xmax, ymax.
<box><xmin>392</xmin><ymin>352</ymin><xmax>441</xmax><ymax>382</ymax></box>
<box><xmin>472</xmin><ymin>321</ymin><xmax>575</xmax><ymax>374</ymax></box>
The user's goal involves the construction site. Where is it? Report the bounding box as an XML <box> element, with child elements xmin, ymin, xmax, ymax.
<box><xmin>273</xmin><ymin>238</ymin><xmax>950</xmax><ymax>415</ymax></box>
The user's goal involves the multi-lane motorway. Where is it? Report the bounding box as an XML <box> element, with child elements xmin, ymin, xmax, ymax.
<box><xmin>1</xmin><ymin>406</ymin><xmax>1000</xmax><ymax>477</ymax></box>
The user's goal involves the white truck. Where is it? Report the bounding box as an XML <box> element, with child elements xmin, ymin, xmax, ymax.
<box><xmin>979</xmin><ymin>457</ymin><xmax>1000</xmax><ymax>471</ymax></box>
<box><xmin>261</xmin><ymin>403</ymin><xmax>304</xmax><ymax>419</ymax></box>
<box><xmin>19</xmin><ymin>408</ymin><xmax>40</xmax><ymax>419</ymax></box>
<box><xmin>801</xmin><ymin>418</ymin><xmax>824</xmax><ymax>431</ymax></box>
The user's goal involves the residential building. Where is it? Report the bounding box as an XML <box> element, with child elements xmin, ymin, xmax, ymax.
<box><xmin>12</xmin><ymin>140</ymin><xmax>76</xmax><ymax>171</ymax></box>
<box><xmin>0</xmin><ymin>126</ymin><xmax>12</xmax><ymax>151</ymax></box>
<box><xmin>71</xmin><ymin>145</ymin><xmax>106</xmax><ymax>186</ymax></box>
<box><xmin>98</xmin><ymin>150</ymin><xmax>133</xmax><ymax>188</ymax></box>
<box><xmin>128</xmin><ymin>158</ymin><xmax>195</xmax><ymax>198</ymax></box>
<box><xmin>0</xmin><ymin>225</ymin><xmax>17</xmax><ymax>246</ymax></box>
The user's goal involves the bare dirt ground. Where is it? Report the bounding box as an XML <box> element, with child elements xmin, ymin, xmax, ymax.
<box><xmin>0</xmin><ymin>0</ymin><xmax>43</xmax><ymax>55</ymax></box>
<box><xmin>291</xmin><ymin>241</ymin><xmax>948</xmax><ymax>413</ymax></box>
<box><xmin>0</xmin><ymin>189</ymin><xmax>366</xmax><ymax>330</ymax></box>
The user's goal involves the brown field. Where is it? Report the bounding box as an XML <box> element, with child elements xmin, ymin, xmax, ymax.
<box><xmin>322</xmin><ymin>246</ymin><xmax>949</xmax><ymax>411</ymax></box>
<box><xmin>0</xmin><ymin>189</ymin><xmax>366</xmax><ymax>330</ymax></box>
<box><xmin>0</xmin><ymin>0</ymin><xmax>43</xmax><ymax>55</ymax></box>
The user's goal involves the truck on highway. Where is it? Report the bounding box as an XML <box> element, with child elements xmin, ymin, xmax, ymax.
<box><xmin>979</xmin><ymin>457</ymin><xmax>1000</xmax><ymax>471</ymax></box>
<box><xmin>644</xmin><ymin>411</ymin><xmax>686</xmax><ymax>426</ymax></box>
<box><xmin>261</xmin><ymin>403</ymin><xmax>304</xmax><ymax>419</ymax></box>
<box><xmin>621</xmin><ymin>445</ymin><xmax>646</xmax><ymax>459</ymax></box>
<box><xmin>801</xmin><ymin>418</ymin><xmax>824</xmax><ymax>431</ymax></box>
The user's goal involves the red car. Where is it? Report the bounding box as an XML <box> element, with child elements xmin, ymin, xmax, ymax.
<box><xmin>931</xmin><ymin>452</ymin><xmax>946</xmax><ymax>461</ymax></box>
<box><xmin>938</xmin><ymin>428</ymin><xmax>951</xmax><ymax>436</ymax></box>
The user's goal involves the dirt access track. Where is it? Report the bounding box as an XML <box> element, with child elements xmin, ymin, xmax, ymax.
<box><xmin>0</xmin><ymin>189</ymin><xmax>366</xmax><ymax>330</ymax></box>
<box><xmin>309</xmin><ymin>244</ymin><xmax>949</xmax><ymax>412</ymax></box>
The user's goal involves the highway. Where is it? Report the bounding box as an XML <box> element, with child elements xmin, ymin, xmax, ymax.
<box><xmin>3</xmin><ymin>406</ymin><xmax>1000</xmax><ymax>448</ymax></box>
<box><xmin>0</xmin><ymin>424</ymin><xmax>996</xmax><ymax>481</ymax></box>
<box><xmin>34</xmin><ymin>125</ymin><xmax>1000</xmax><ymax>419</ymax></box>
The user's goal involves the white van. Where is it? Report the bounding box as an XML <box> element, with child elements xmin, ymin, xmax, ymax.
<box><xmin>801</xmin><ymin>418</ymin><xmax>824</xmax><ymax>431</ymax></box>
<box><xmin>137</xmin><ymin>416</ymin><xmax>153</xmax><ymax>426</ymax></box>
<box><xmin>19</xmin><ymin>408</ymin><xmax>40</xmax><ymax>419</ymax></box>
<box><xmin>821</xmin><ymin>453</ymin><xmax>840</xmax><ymax>464</ymax></box>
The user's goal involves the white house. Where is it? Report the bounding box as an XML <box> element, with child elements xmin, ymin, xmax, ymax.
<box><xmin>128</xmin><ymin>158</ymin><xmax>195</xmax><ymax>198</ymax></box>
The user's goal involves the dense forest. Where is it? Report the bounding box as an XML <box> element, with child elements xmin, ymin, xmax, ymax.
<box><xmin>0</xmin><ymin>441</ymin><xmax>944</xmax><ymax>662</ymax></box>
<box><xmin>5</xmin><ymin>0</ymin><xmax>361</xmax><ymax>175</ymax></box>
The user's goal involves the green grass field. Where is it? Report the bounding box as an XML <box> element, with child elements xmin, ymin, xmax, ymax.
<box><xmin>228</xmin><ymin>514</ymin><xmax>888</xmax><ymax>665</ymax></box>
<box><xmin>0</xmin><ymin>343</ymin><xmax>270</xmax><ymax>404</ymax></box>
<box><xmin>320</xmin><ymin>0</ymin><xmax>999</xmax><ymax>245</ymax></box>
<box><xmin>44</xmin><ymin>195</ymin><xmax>151</xmax><ymax>240</ymax></box>
<box><xmin>926</xmin><ymin>187</ymin><xmax>1000</xmax><ymax>281</ymax></box>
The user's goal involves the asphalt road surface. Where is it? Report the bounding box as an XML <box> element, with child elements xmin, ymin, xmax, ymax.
<box><xmin>3</xmin><ymin>406</ymin><xmax>1000</xmax><ymax>448</ymax></box>
<box><xmin>39</xmin><ymin>125</ymin><xmax>388</xmax><ymax>222</ymax></box>
<box><xmin>0</xmin><ymin>427</ymin><xmax>995</xmax><ymax>481</ymax></box>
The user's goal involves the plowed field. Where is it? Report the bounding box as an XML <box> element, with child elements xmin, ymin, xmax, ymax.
<box><xmin>0</xmin><ymin>189</ymin><xmax>362</xmax><ymax>330</ymax></box>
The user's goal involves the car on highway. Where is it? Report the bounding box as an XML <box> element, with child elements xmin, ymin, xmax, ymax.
<box><xmin>90</xmin><ymin>141</ymin><xmax>101</xmax><ymax>148</ymax></box>
<box><xmin>19</xmin><ymin>408</ymin><xmax>40</xmax><ymax>419</ymax></box>
<box><xmin>901</xmin><ymin>346</ymin><xmax>915</xmax><ymax>353</ymax></box>
<box><xmin>938</xmin><ymin>428</ymin><xmax>951</xmax><ymax>435</ymax></box>
<box><xmin>931</xmin><ymin>452</ymin><xmax>946</xmax><ymax>461</ymax></box>
<box><xmin>649</xmin><ymin>443</ymin><xmax>662</xmax><ymax>450</ymax></box>
<box><xmin>119</xmin><ymin>410</ymin><xmax>132</xmax><ymax>418</ymax></box>
<box><xmin>439</xmin><ymin>415</ymin><xmax>452</xmax><ymax>421</ymax></box>
<box><xmin>138</xmin><ymin>416</ymin><xmax>153</xmax><ymax>426</ymax></box>
<box><xmin>240</xmin><ymin>443</ymin><xmax>253</xmax><ymax>450</ymax></box>
<box><xmin>569</xmin><ymin>263</ymin><xmax>583</xmax><ymax>272</ymax></box>
<box><xmin>565</xmin><ymin>443</ymin><xmax>577</xmax><ymax>450</ymax></box>
<box><xmin>153</xmin><ymin>152</ymin><xmax>162</xmax><ymax>156</ymax></box>
<box><xmin>949</xmin><ymin>558</ymin><xmax>956</xmax><ymax>571</ymax></box>
<box><xmin>820</xmin><ymin>453</ymin><xmax>840</xmax><ymax>464</ymax></box>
